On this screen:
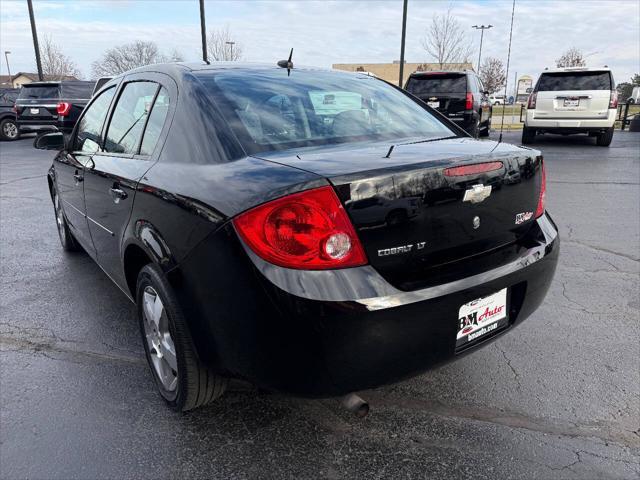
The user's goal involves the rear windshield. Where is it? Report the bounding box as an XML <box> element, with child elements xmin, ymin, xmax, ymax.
<box><xmin>405</xmin><ymin>74</ymin><xmax>467</xmax><ymax>94</ymax></box>
<box><xmin>536</xmin><ymin>71</ymin><xmax>612</xmax><ymax>91</ymax></box>
<box><xmin>61</xmin><ymin>81</ymin><xmax>95</xmax><ymax>99</ymax></box>
<box><xmin>18</xmin><ymin>85</ymin><xmax>60</xmax><ymax>100</ymax></box>
<box><xmin>197</xmin><ymin>70</ymin><xmax>455</xmax><ymax>154</ymax></box>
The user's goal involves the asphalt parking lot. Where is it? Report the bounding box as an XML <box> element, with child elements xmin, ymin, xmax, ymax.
<box><xmin>1</xmin><ymin>130</ymin><xmax>639</xmax><ymax>479</ymax></box>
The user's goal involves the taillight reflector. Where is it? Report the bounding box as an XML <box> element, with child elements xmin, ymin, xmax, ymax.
<box><xmin>444</xmin><ymin>161</ymin><xmax>503</xmax><ymax>177</ymax></box>
<box><xmin>233</xmin><ymin>186</ymin><xmax>368</xmax><ymax>270</ymax></box>
<box><xmin>609</xmin><ymin>90</ymin><xmax>618</xmax><ymax>109</ymax></box>
<box><xmin>465</xmin><ymin>92</ymin><xmax>473</xmax><ymax>110</ymax></box>
<box><xmin>527</xmin><ymin>92</ymin><xmax>537</xmax><ymax>109</ymax></box>
<box><xmin>57</xmin><ymin>102</ymin><xmax>71</xmax><ymax>116</ymax></box>
<box><xmin>535</xmin><ymin>160</ymin><xmax>546</xmax><ymax>218</ymax></box>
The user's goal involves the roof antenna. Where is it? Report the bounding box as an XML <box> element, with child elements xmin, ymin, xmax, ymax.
<box><xmin>277</xmin><ymin>48</ymin><xmax>294</xmax><ymax>76</ymax></box>
<box><xmin>498</xmin><ymin>0</ymin><xmax>516</xmax><ymax>144</ymax></box>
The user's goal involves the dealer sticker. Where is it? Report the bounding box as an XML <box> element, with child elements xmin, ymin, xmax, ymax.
<box><xmin>456</xmin><ymin>288</ymin><xmax>508</xmax><ymax>347</ymax></box>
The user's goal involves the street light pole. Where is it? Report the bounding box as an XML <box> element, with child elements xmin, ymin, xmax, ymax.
<box><xmin>398</xmin><ymin>0</ymin><xmax>408</xmax><ymax>87</ymax></box>
<box><xmin>226</xmin><ymin>41</ymin><xmax>235</xmax><ymax>61</ymax></box>
<box><xmin>199</xmin><ymin>0</ymin><xmax>208</xmax><ymax>63</ymax></box>
<box><xmin>4</xmin><ymin>51</ymin><xmax>11</xmax><ymax>80</ymax></box>
<box><xmin>27</xmin><ymin>0</ymin><xmax>43</xmax><ymax>80</ymax></box>
<box><xmin>472</xmin><ymin>24</ymin><xmax>493</xmax><ymax>71</ymax></box>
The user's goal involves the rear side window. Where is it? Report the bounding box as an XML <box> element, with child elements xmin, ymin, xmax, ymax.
<box><xmin>536</xmin><ymin>71</ymin><xmax>612</xmax><ymax>91</ymax></box>
<box><xmin>61</xmin><ymin>82</ymin><xmax>95</xmax><ymax>99</ymax></box>
<box><xmin>406</xmin><ymin>74</ymin><xmax>467</xmax><ymax>94</ymax></box>
<box><xmin>18</xmin><ymin>85</ymin><xmax>60</xmax><ymax>100</ymax></box>
<box><xmin>104</xmin><ymin>81</ymin><xmax>159</xmax><ymax>155</ymax></box>
<box><xmin>140</xmin><ymin>87</ymin><xmax>170</xmax><ymax>156</ymax></box>
<box><xmin>74</xmin><ymin>87</ymin><xmax>116</xmax><ymax>153</ymax></box>
<box><xmin>0</xmin><ymin>90</ymin><xmax>18</xmax><ymax>104</ymax></box>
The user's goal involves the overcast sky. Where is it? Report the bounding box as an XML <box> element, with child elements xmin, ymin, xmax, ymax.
<box><xmin>1</xmin><ymin>0</ymin><xmax>638</xmax><ymax>87</ymax></box>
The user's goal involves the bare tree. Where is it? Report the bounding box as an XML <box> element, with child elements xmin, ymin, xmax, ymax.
<box><xmin>421</xmin><ymin>8</ymin><xmax>472</xmax><ymax>68</ymax></box>
<box><xmin>479</xmin><ymin>57</ymin><xmax>506</xmax><ymax>94</ymax></box>
<box><xmin>556</xmin><ymin>47</ymin><xmax>587</xmax><ymax>68</ymax></box>
<box><xmin>41</xmin><ymin>36</ymin><xmax>81</xmax><ymax>79</ymax></box>
<box><xmin>91</xmin><ymin>41</ymin><xmax>164</xmax><ymax>78</ymax></box>
<box><xmin>206</xmin><ymin>26</ymin><xmax>243</xmax><ymax>61</ymax></box>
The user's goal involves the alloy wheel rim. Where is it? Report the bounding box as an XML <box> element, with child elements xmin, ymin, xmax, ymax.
<box><xmin>142</xmin><ymin>286</ymin><xmax>178</xmax><ymax>392</ymax></box>
<box><xmin>2</xmin><ymin>122</ymin><xmax>17</xmax><ymax>139</ymax></box>
<box><xmin>54</xmin><ymin>194</ymin><xmax>66</xmax><ymax>242</ymax></box>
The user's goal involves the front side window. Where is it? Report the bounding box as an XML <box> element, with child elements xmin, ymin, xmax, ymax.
<box><xmin>536</xmin><ymin>71</ymin><xmax>612</xmax><ymax>91</ymax></box>
<box><xmin>199</xmin><ymin>70</ymin><xmax>455</xmax><ymax>154</ymax></box>
<box><xmin>105</xmin><ymin>82</ymin><xmax>159</xmax><ymax>154</ymax></box>
<box><xmin>74</xmin><ymin>86</ymin><xmax>115</xmax><ymax>153</ymax></box>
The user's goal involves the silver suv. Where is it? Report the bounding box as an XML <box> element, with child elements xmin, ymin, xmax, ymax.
<box><xmin>523</xmin><ymin>67</ymin><xmax>617</xmax><ymax>146</ymax></box>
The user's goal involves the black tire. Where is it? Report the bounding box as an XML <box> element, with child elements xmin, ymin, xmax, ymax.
<box><xmin>596</xmin><ymin>127</ymin><xmax>614</xmax><ymax>147</ymax></box>
<box><xmin>52</xmin><ymin>188</ymin><xmax>81</xmax><ymax>252</ymax></box>
<box><xmin>469</xmin><ymin>117</ymin><xmax>480</xmax><ymax>138</ymax></box>
<box><xmin>479</xmin><ymin>117</ymin><xmax>491</xmax><ymax>137</ymax></box>
<box><xmin>521</xmin><ymin>126</ymin><xmax>536</xmax><ymax>144</ymax></box>
<box><xmin>136</xmin><ymin>263</ymin><xmax>227</xmax><ymax>411</ymax></box>
<box><xmin>0</xmin><ymin>117</ymin><xmax>19</xmax><ymax>141</ymax></box>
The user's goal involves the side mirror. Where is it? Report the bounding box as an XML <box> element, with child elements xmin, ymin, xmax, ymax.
<box><xmin>34</xmin><ymin>132</ymin><xmax>65</xmax><ymax>151</ymax></box>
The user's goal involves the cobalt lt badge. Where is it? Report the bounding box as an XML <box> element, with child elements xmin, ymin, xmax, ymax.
<box><xmin>473</xmin><ymin>216</ymin><xmax>481</xmax><ymax>229</ymax></box>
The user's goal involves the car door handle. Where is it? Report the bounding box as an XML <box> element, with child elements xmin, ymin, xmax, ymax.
<box><xmin>109</xmin><ymin>187</ymin><xmax>128</xmax><ymax>203</ymax></box>
<box><xmin>73</xmin><ymin>173</ymin><xmax>83</xmax><ymax>183</ymax></box>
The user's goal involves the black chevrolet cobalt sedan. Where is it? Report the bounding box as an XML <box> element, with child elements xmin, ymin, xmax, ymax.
<box><xmin>37</xmin><ymin>63</ymin><xmax>559</xmax><ymax>411</ymax></box>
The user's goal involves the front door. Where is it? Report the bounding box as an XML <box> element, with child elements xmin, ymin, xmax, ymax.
<box><xmin>84</xmin><ymin>79</ymin><xmax>171</xmax><ymax>288</ymax></box>
<box><xmin>54</xmin><ymin>86</ymin><xmax>117</xmax><ymax>256</ymax></box>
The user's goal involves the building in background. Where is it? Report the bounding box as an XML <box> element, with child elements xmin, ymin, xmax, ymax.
<box><xmin>0</xmin><ymin>73</ymin><xmax>79</xmax><ymax>89</ymax></box>
<box><xmin>332</xmin><ymin>61</ymin><xmax>473</xmax><ymax>86</ymax></box>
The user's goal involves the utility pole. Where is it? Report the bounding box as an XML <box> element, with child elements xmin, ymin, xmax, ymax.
<box><xmin>4</xmin><ymin>51</ymin><xmax>11</xmax><ymax>80</ymax></box>
<box><xmin>199</xmin><ymin>0</ymin><xmax>208</xmax><ymax>63</ymax></box>
<box><xmin>398</xmin><ymin>0</ymin><xmax>408</xmax><ymax>87</ymax></box>
<box><xmin>226</xmin><ymin>41</ymin><xmax>235</xmax><ymax>61</ymax></box>
<box><xmin>472</xmin><ymin>24</ymin><xmax>493</xmax><ymax>71</ymax></box>
<box><xmin>27</xmin><ymin>0</ymin><xmax>43</xmax><ymax>80</ymax></box>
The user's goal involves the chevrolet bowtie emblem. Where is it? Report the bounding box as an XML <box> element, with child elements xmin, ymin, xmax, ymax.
<box><xmin>463</xmin><ymin>184</ymin><xmax>492</xmax><ymax>204</ymax></box>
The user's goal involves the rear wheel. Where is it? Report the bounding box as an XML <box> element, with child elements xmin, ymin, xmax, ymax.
<box><xmin>0</xmin><ymin>118</ymin><xmax>19</xmax><ymax>141</ymax></box>
<box><xmin>52</xmin><ymin>189</ymin><xmax>81</xmax><ymax>252</ymax></box>
<box><xmin>136</xmin><ymin>264</ymin><xmax>227</xmax><ymax>411</ymax></box>
<box><xmin>479</xmin><ymin>117</ymin><xmax>491</xmax><ymax>137</ymax></box>
<box><xmin>469</xmin><ymin>117</ymin><xmax>480</xmax><ymax>138</ymax></box>
<box><xmin>596</xmin><ymin>127</ymin><xmax>614</xmax><ymax>147</ymax></box>
<box><xmin>521</xmin><ymin>126</ymin><xmax>536</xmax><ymax>144</ymax></box>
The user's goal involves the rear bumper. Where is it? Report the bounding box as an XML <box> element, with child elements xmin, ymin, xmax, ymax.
<box><xmin>525</xmin><ymin>109</ymin><xmax>616</xmax><ymax>130</ymax></box>
<box><xmin>16</xmin><ymin>119</ymin><xmax>58</xmax><ymax>133</ymax></box>
<box><xmin>178</xmin><ymin>213</ymin><xmax>559</xmax><ymax>397</ymax></box>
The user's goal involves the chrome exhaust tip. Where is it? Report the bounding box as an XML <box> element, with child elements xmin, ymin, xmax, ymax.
<box><xmin>341</xmin><ymin>393</ymin><xmax>370</xmax><ymax>418</ymax></box>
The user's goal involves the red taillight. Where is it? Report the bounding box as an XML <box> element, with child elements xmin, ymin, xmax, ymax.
<box><xmin>444</xmin><ymin>161</ymin><xmax>503</xmax><ymax>177</ymax></box>
<box><xmin>56</xmin><ymin>102</ymin><xmax>71</xmax><ymax>116</ymax></box>
<box><xmin>609</xmin><ymin>90</ymin><xmax>618</xmax><ymax>109</ymax></box>
<box><xmin>233</xmin><ymin>186</ymin><xmax>368</xmax><ymax>270</ymax></box>
<box><xmin>535</xmin><ymin>160</ymin><xmax>546</xmax><ymax>218</ymax></box>
<box><xmin>465</xmin><ymin>92</ymin><xmax>473</xmax><ymax>110</ymax></box>
<box><xmin>527</xmin><ymin>92</ymin><xmax>537</xmax><ymax>109</ymax></box>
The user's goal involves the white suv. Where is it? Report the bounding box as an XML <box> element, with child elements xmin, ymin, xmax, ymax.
<box><xmin>523</xmin><ymin>67</ymin><xmax>617</xmax><ymax>146</ymax></box>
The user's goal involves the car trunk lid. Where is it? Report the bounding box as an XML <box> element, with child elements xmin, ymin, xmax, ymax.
<box><xmin>15</xmin><ymin>84</ymin><xmax>61</xmax><ymax>121</ymax></box>
<box><xmin>255</xmin><ymin>138</ymin><xmax>543</xmax><ymax>290</ymax></box>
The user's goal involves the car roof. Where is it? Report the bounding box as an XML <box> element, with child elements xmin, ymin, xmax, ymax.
<box><xmin>540</xmin><ymin>67</ymin><xmax>612</xmax><ymax>74</ymax></box>
<box><xmin>409</xmin><ymin>70</ymin><xmax>471</xmax><ymax>77</ymax></box>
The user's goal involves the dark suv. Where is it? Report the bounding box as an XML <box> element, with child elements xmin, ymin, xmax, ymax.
<box><xmin>0</xmin><ymin>88</ymin><xmax>20</xmax><ymax>141</ymax></box>
<box><xmin>15</xmin><ymin>80</ymin><xmax>95</xmax><ymax>134</ymax></box>
<box><xmin>405</xmin><ymin>71</ymin><xmax>492</xmax><ymax>138</ymax></box>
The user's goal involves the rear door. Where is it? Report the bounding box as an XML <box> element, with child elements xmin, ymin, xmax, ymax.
<box><xmin>55</xmin><ymin>86</ymin><xmax>116</xmax><ymax>255</ymax></box>
<box><xmin>83</xmin><ymin>74</ymin><xmax>173</xmax><ymax>287</ymax></box>
<box><xmin>405</xmin><ymin>73</ymin><xmax>467</xmax><ymax>116</ymax></box>
<box><xmin>16</xmin><ymin>84</ymin><xmax>60</xmax><ymax>123</ymax></box>
<box><xmin>534</xmin><ymin>70</ymin><xmax>612</xmax><ymax>119</ymax></box>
